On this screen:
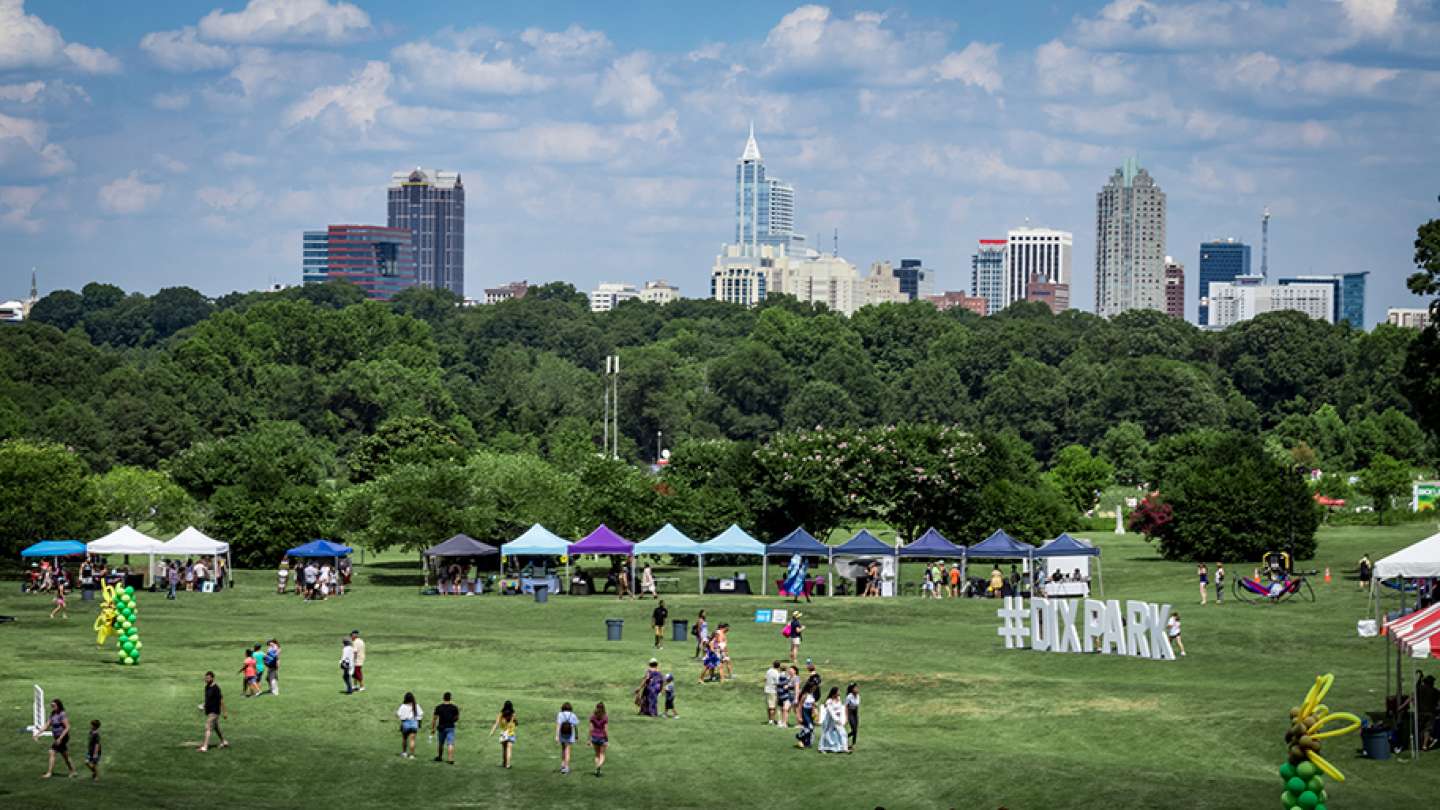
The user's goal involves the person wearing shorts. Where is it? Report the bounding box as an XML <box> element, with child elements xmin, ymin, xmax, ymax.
<box><xmin>588</xmin><ymin>703</ymin><xmax>608</xmax><ymax>777</ymax></box>
<box><xmin>432</xmin><ymin>692</ymin><xmax>459</xmax><ymax>763</ymax></box>
<box><xmin>396</xmin><ymin>692</ymin><xmax>422</xmax><ymax>758</ymax></box>
<box><xmin>555</xmin><ymin>702</ymin><xmax>580</xmax><ymax>775</ymax></box>
<box><xmin>85</xmin><ymin>719</ymin><xmax>101</xmax><ymax>780</ymax></box>
<box><xmin>199</xmin><ymin>672</ymin><xmax>227</xmax><ymax>752</ymax></box>
<box><xmin>41</xmin><ymin>698</ymin><xmax>75</xmax><ymax>777</ymax></box>
<box><xmin>350</xmin><ymin>630</ymin><xmax>366</xmax><ymax>692</ymax></box>
<box><xmin>489</xmin><ymin>700</ymin><xmax>517</xmax><ymax>769</ymax></box>
<box><xmin>764</xmin><ymin>660</ymin><xmax>781</xmax><ymax>724</ymax></box>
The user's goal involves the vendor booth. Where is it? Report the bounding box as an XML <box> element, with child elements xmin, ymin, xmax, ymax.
<box><xmin>159</xmin><ymin>527</ymin><xmax>232</xmax><ymax>589</ymax></box>
<box><xmin>832</xmin><ymin>529</ymin><xmax>896</xmax><ymax>596</ymax></box>
<box><xmin>764</xmin><ymin>528</ymin><xmax>831</xmax><ymax>597</ymax></box>
<box><xmin>568</xmin><ymin>525</ymin><xmax>635</xmax><ymax>597</ymax></box>
<box><xmin>21</xmin><ymin>540</ymin><xmax>87</xmax><ymax>558</ymax></box>
<box><xmin>897</xmin><ymin>528</ymin><xmax>966</xmax><ymax>597</ymax></box>
<box><xmin>634</xmin><ymin>524</ymin><xmax>703</xmax><ymax>594</ymax></box>
<box><xmin>967</xmin><ymin>530</ymin><xmax>1036</xmax><ymax>597</ymax></box>
<box><xmin>1371</xmin><ymin>531</ymin><xmax>1440</xmax><ymax>759</ymax></box>
<box><xmin>1035</xmin><ymin>533</ymin><xmax>1103</xmax><ymax>597</ymax></box>
<box><xmin>88</xmin><ymin>526</ymin><xmax>165</xmax><ymax>586</ymax></box>
<box><xmin>422</xmin><ymin>533</ymin><xmax>498</xmax><ymax>595</ymax></box>
<box><xmin>699</xmin><ymin>524</ymin><xmax>765</xmax><ymax>595</ymax></box>
<box><xmin>501</xmin><ymin>524</ymin><xmax>568</xmax><ymax>595</ymax></box>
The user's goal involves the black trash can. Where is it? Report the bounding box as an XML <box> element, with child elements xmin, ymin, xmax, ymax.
<box><xmin>1361</xmin><ymin>726</ymin><xmax>1391</xmax><ymax>760</ymax></box>
<box><xmin>81</xmin><ymin>588</ymin><xmax>95</xmax><ymax>602</ymax></box>
<box><xmin>672</xmin><ymin>618</ymin><xmax>688</xmax><ymax>642</ymax></box>
<box><xmin>534</xmin><ymin>584</ymin><xmax>549</xmax><ymax>604</ymax></box>
<box><xmin>605</xmin><ymin>619</ymin><xmax>623</xmax><ymax>641</ymax></box>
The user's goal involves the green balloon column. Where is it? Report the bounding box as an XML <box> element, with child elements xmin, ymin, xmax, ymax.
<box><xmin>1279</xmin><ymin>674</ymin><xmax>1361</xmax><ymax>810</ymax></box>
<box><xmin>113</xmin><ymin>586</ymin><xmax>143</xmax><ymax>666</ymax></box>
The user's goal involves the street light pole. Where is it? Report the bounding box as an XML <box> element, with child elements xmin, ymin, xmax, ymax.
<box><xmin>656</xmin><ymin>430</ymin><xmax>663</xmax><ymax>465</ymax></box>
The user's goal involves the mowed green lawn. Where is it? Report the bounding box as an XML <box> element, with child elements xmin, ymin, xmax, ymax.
<box><xmin>3</xmin><ymin>524</ymin><xmax>1439</xmax><ymax>810</ymax></box>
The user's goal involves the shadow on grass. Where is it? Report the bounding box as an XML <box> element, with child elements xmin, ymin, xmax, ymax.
<box><xmin>366</xmin><ymin>573</ymin><xmax>424</xmax><ymax>587</ymax></box>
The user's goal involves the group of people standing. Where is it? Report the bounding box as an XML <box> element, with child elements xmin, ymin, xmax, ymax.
<box><xmin>1196</xmin><ymin>563</ymin><xmax>1226</xmax><ymax>605</ymax></box>
<box><xmin>277</xmin><ymin>556</ymin><xmax>350</xmax><ymax>600</ymax></box>
<box><xmin>163</xmin><ymin>557</ymin><xmax>224</xmax><ymax>598</ymax></box>
<box><xmin>238</xmin><ymin>640</ymin><xmax>281</xmax><ymax>697</ymax></box>
<box><xmin>762</xmin><ymin>659</ymin><xmax>857</xmax><ymax>753</ymax></box>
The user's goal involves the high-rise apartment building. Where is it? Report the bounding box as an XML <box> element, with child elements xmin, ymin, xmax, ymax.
<box><xmin>971</xmin><ymin>239</ymin><xmax>1006</xmax><ymax>316</ymax></box>
<box><xmin>388</xmin><ymin>168</ymin><xmax>465</xmax><ymax>297</ymax></box>
<box><xmin>589</xmin><ymin>282</ymin><xmax>640</xmax><ymax>313</ymax></box>
<box><xmin>1198</xmin><ymin>239</ymin><xmax>1251</xmax><ymax>326</ymax></box>
<box><xmin>1164</xmin><ymin>257</ymin><xmax>1185</xmax><ymax>319</ymax></box>
<box><xmin>300</xmin><ymin>225</ymin><xmax>418</xmax><ymax>301</ymax></box>
<box><xmin>735</xmin><ymin>125</ymin><xmax>803</xmax><ymax>256</ymax></box>
<box><xmin>1209</xmin><ymin>279</ymin><xmax>1333</xmax><ymax>328</ymax></box>
<box><xmin>1005</xmin><ymin>227</ymin><xmax>1072</xmax><ymax>312</ymax></box>
<box><xmin>893</xmin><ymin>259</ymin><xmax>934</xmax><ymax>301</ymax></box>
<box><xmin>1277</xmin><ymin>271</ymin><xmax>1368</xmax><ymax>327</ymax></box>
<box><xmin>1095</xmin><ymin>157</ymin><xmax>1166</xmax><ymax>318</ymax></box>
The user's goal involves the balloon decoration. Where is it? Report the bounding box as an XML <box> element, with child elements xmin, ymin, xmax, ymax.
<box><xmin>1280</xmin><ymin>674</ymin><xmax>1361</xmax><ymax>809</ymax></box>
<box><xmin>94</xmin><ymin>581</ymin><xmax>143</xmax><ymax>666</ymax></box>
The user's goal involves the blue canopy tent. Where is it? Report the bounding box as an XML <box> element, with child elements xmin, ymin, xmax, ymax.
<box><xmin>833</xmin><ymin>529</ymin><xmax>896</xmax><ymax>597</ymax></box>
<box><xmin>701</xmin><ymin>525</ymin><xmax>766</xmax><ymax>595</ymax></box>
<box><xmin>968</xmin><ymin>530</ymin><xmax>1036</xmax><ymax>596</ymax></box>
<box><xmin>635</xmin><ymin>524</ymin><xmax>704</xmax><ymax>593</ymax></box>
<box><xmin>1036</xmin><ymin>533</ymin><xmax>1104</xmax><ymax>597</ymax></box>
<box><xmin>501</xmin><ymin>524</ymin><xmax>570</xmax><ymax>592</ymax></box>
<box><xmin>896</xmin><ymin>528</ymin><xmax>967</xmax><ymax>597</ymax></box>
<box><xmin>765</xmin><ymin>528</ymin><xmax>832</xmax><ymax>597</ymax></box>
<box><xmin>286</xmin><ymin>539</ymin><xmax>354</xmax><ymax>557</ymax></box>
<box><xmin>21</xmin><ymin>540</ymin><xmax>87</xmax><ymax>558</ymax></box>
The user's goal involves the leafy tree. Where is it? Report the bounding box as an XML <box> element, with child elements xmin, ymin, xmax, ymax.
<box><xmin>1351</xmin><ymin>408</ymin><xmax>1427</xmax><ymax>467</ymax></box>
<box><xmin>93</xmin><ymin>466</ymin><xmax>196</xmax><ymax>533</ymax></box>
<box><xmin>1099</xmin><ymin>421</ymin><xmax>1148</xmax><ymax>485</ymax></box>
<box><xmin>348</xmin><ymin>416</ymin><xmax>468</xmax><ymax>483</ymax></box>
<box><xmin>0</xmin><ymin>440</ymin><xmax>103</xmax><ymax>556</ymax></box>
<box><xmin>28</xmin><ymin>290</ymin><xmax>85</xmax><ymax>331</ymax></box>
<box><xmin>1047</xmin><ymin>444</ymin><xmax>1114</xmax><ymax>513</ymax></box>
<box><xmin>1135</xmin><ymin>432</ymin><xmax>1320</xmax><ymax>562</ymax></box>
<box><xmin>1315</xmin><ymin>471</ymin><xmax>1352</xmax><ymax>502</ymax></box>
<box><xmin>1357</xmin><ymin>453</ymin><xmax>1412</xmax><ymax>524</ymax></box>
<box><xmin>149</xmin><ymin>286</ymin><xmax>214</xmax><ymax>339</ymax></box>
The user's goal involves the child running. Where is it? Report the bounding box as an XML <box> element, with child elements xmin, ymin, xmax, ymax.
<box><xmin>49</xmin><ymin>583</ymin><xmax>68</xmax><ymax>619</ymax></box>
<box><xmin>555</xmin><ymin>702</ymin><xmax>579</xmax><ymax>775</ymax></box>
<box><xmin>85</xmin><ymin>720</ymin><xmax>101</xmax><ymax>780</ymax></box>
<box><xmin>489</xmin><ymin>700</ymin><xmax>517</xmax><ymax>769</ymax></box>
<box><xmin>1167</xmin><ymin>611</ymin><xmax>1186</xmax><ymax>656</ymax></box>
<box><xmin>589</xmin><ymin>702</ymin><xmax>609</xmax><ymax>777</ymax></box>
<box><xmin>238</xmin><ymin>648</ymin><xmax>259</xmax><ymax>697</ymax></box>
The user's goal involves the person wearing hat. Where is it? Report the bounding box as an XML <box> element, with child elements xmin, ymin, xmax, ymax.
<box><xmin>802</xmin><ymin>659</ymin><xmax>822</xmax><ymax>699</ymax></box>
<box><xmin>350</xmin><ymin>630</ymin><xmax>366</xmax><ymax>692</ymax></box>
<box><xmin>787</xmin><ymin>612</ymin><xmax>805</xmax><ymax>664</ymax></box>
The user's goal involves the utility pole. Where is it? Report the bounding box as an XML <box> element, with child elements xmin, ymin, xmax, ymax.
<box><xmin>1261</xmin><ymin>207</ymin><xmax>1271</xmax><ymax>280</ymax></box>
<box><xmin>603</xmin><ymin>354</ymin><xmax>620</xmax><ymax>460</ymax></box>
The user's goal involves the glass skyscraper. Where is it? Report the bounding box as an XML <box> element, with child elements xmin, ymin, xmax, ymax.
<box><xmin>1198</xmin><ymin>239</ymin><xmax>1251</xmax><ymax>326</ymax></box>
<box><xmin>301</xmin><ymin>225</ymin><xmax>418</xmax><ymax>301</ymax></box>
<box><xmin>734</xmin><ymin>125</ymin><xmax>800</xmax><ymax>256</ymax></box>
<box><xmin>1277</xmin><ymin>271</ymin><xmax>1368</xmax><ymax>326</ymax></box>
<box><xmin>894</xmin><ymin>259</ymin><xmax>934</xmax><ymax>301</ymax></box>
<box><xmin>971</xmin><ymin>239</ymin><xmax>1006</xmax><ymax>315</ymax></box>
<box><xmin>388</xmin><ymin>168</ymin><xmax>464</xmax><ymax>297</ymax></box>
<box><xmin>1095</xmin><ymin>157</ymin><xmax>1166</xmax><ymax>318</ymax></box>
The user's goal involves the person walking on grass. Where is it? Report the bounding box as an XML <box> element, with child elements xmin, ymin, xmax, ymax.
<box><xmin>786</xmin><ymin>612</ymin><xmax>805</xmax><ymax>664</ymax></box>
<box><xmin>264</xmin><ymin>639</ymin><xmax>281</xmax><ymax>695</ymax></box>
<box><xmin>845</xmin><ymin>683</ymin><xmax>860</xmax><ymax>750</ymax></box>
<box><xmin>637</xmin><ymin>658</ymin><xmax>663</xmax><ymax>716</ymax></box>
<box><xmin>395</xmin><ymin>692</ymin><xmax>421</xmax><ymax>759</ymax></box>
<box><xmin>639</xmin><ymin>564</ymin><xmax>658</xmax><ymax>599</ymax></box>
<box><xmin>1197</xmin><ymin>563</ymin><xmax>1209</xmax><ymax>606</ymax></box>
<box><xmin>84</xmin><ymin>719</ymin><xmax>101</xmax><ymax>780</ymax></box>
<box><xmin>819</xmin><ymin>686</ymin><xmax>849</xmax><ymax>753</ymax></box>
<box><xmin>699</xmin><ymin>634</ymin><xmax>721</xmax><ymax>684</ymax></box>
<box><xmin>716</xmin><ymin>623</ymin><xmax>734</xmax><ymax>680</ymax></box>
<box><xmin>794</xmin><ymin>684</ymin><xmax>816</xmax><ymax>749</ymax></box>
<box><xmin>1215</xmin><ymin>563</ymin><xmax>1226</xmax><ymax>605</ymax></box>
<box><xmin>39</xmin><ymin>698</ymin><xmax>75</xmax><ymax>778</ymax></box>
<box><xmin>764</xmin><ymin>660</ymin><xmax>782</xmax><ymax>725</ymax></box>
<box><xmin>431</xmin><ymin>692</ymin><xmax>459</xmax><ymax>764</ymax></box>
<box><xmin>555</xmin><ymin>702</ymin><xmax>580</xmax><ymax>775</ymax></box>
<box><xmin>781</xmin><ymin>665</ymin><xmax>800</xmax><ymax>727</ymax></box>
<box><xmin>340</xmin><ymin>638</ymin><xmax>356</xmax><ymax>694</ymax></box>
<box><xmin>589</xmin><ymin>703</ymin><xmax>609</xmax><ymax>777</ymax></box>
<box><xmin>199</xmin><ymin>671</ymin><xmax>228</xmax><ymax>752</ymax></box>
<box><xmin>49</xmin><ymin>582</ymin><xmax>68</xmax><ymax>619</ymax></box>
<box><xmin>652</xmin><ymin>600</ymin><xmax>668</xmax><ymax>650</ymax></box>
<box><xmin>1358</xmin><ymin>554</ymin><xmax>1372</xmax><ymax>591</ymax></box>
<box><xmin>663</xmin><ymin>674</ymin><xmax>678</xmax><ymax>718</ymax></box>
<box><xmin>693</xmin><ymin>609</ymin><xmax>709</xmax><ymax>658</ymax></box>
<box><xmin>167</xmin><ymin>561</ymin><xmax>179</xmax><ymax>600</ymax></box>
<box><xmin>238</xmin><ymin>648</ymin><xmax>259</xmax><ymax>697</ymax></box>
<box><xmin>276</xmin><ymin>558</ymin><xmax>289</xmax><ymax>594</ymax></box>
<box><xmin>489</xmin><ymin>700</ymin><xmax>517</xmax><ymax>769</ymax></box>
<box><xmin>250</xmin><ymin>644</ymin><xmax>266</xmax><ymax>694</ymax></box>
<box><xmin>1167</xmin><ymin>612</ymin><xmax>1186</xmax><ymax>657</ymax></box>
<box><xmin>350</xmin><ymin>630</ymin><xmax>366</xmax><ymax>692</ymax></box>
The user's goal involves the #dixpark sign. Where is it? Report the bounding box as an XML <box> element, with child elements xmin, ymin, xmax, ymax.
<box><xmin>996</xmin><ymin>597</ymin><xmax>1175</xmax><ymax>661</ymax></box>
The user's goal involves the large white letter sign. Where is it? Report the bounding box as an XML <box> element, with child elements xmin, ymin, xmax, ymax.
<box><xmin>996</xmin><ymin>597</ymin><xmax>1173</xmax><ymax>662</ymax></box>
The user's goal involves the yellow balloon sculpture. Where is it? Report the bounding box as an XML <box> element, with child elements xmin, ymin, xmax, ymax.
<box><xmin>93</xmin><ymin>581</ymin><xmax>118</xmax><ymax>646</ymax></box>
<box><xmin>1279</xmin><ymin>673</ymin><xmax>1362</xmax><ymax>809</ymax></box>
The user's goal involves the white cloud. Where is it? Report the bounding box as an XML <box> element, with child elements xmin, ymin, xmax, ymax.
<box><xmin>283</xmin><ymin>60</ymin><xmax>392</xmax><ymax>129</ymax></box>
<box><xmin>761</xmin><ymin>5</ymin><xmax>936</xmax><ymax>84</ymax></box>
<box><xmin>0</xmin><ymin>185</ymin><xmax>44</xmax><ymax>232</ymax></box>
<box><xmin>0</xmin><ymin>112</ymin><xmax>73</xmax><ymax>176</ymax></box>
<box><xmin>140</xmin><ymin>27</ymin><xmax>234</xmax><ymax>72</ymax></box>
<box><xmin>1072</xmin><ymin>0</ymin><xmax>1239</xmax><ymax>51</ymax></box>
<box><xmin>151</xmin><ymin>91</ymin><xmax>191</xmax><ymax>110</ymax></box>
<box><xmin>153</xmin><ymin>154</ymin><xmax>189</xmax><ymax>174</ymax></box>
<box><xmin>379</xmin><ymin>106</ymin><xmax>512</xmax><ymax>134</ymax></box>
<box><xmin>934</xmin><ymin>43</ymin><xmax>1002</xmax><ymax>93</ymax></box>
<box><xmin>596</xmin><ymin>53</ymin><xmax>664</xmax><ymax>117</ymax></box>
<box><xmin>492</xmin><ymin>123</ymin><xmax>620</xmax><ymax>163</ymax></box>
<box><xmin>1211</xmin><ymin>52</ymin><xmax>1398</xmax><ymax>97</ymax></box>
<box><xmin>198</xmin><ymin>0</ymin><xmax>371</xmax><ymax>45</ymax></box>
<box><xmin>0</xmin><ymin>0</ymin><xmax>120</xmax><ymax>73</ymax></box>
<box><xmin>1340</xmin><ymin>0</ymin><xmax>1399</xmax><ymax>36</ymax></box>
<box><xmin>97</xmin><ymin>171</ymin><xmax>164</xmax><ymax>215</ymax></box>
<box><xmin>1034</xmin><ymin>40</ymin><xmax>1134</xmax><ymax>97</ymax></box>
<box><xmin>0</xmin><ymin>81</ymin><xmax>45</xmax><ymax>103</ymax></box>
<box><xmin>1184</xmin><ymin>156</ymin><xmax>1258</xmax><ymax>195</ymax></box>
<box><xmin>520</xmin><ymin>24</ymin><xmax>610</xmax><ymax>61</ymax></box>
<box><xmin>392</xmin><ymin>40</ymin><xmax>552</xmax><ymax>95</ymax></box>
<box><xmin>218</xmin><ymin>151</ymin><xmax>262</xmax><ymax>169</ymax></box>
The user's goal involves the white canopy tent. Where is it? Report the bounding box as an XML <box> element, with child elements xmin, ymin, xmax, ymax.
<box><xmin>1369</xmin><ymin>530</ymin><xmax>1440</xmax><ymax>761</ymax></box>
<box><xmin>87</xmin><ymin>526</ymin><xmax>164</xmax><ymax>586</ymax></box>
<box><xmin>1373</xmin><ymin>532</ymin><xmax>1440</xmax><ymax>580</ymax></box>
<box><xmin>160</xmin><ymin>527</ymin><xmax>232</xmax><ymax>587</ymax></box>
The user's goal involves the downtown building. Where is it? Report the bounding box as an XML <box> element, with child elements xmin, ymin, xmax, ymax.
<box><xmin>301</xmin><ymin>225</ymin><xmax>418</xmax><ymax>301</ymax></box>
<box><xmin>1095</xmin><ymin>157</ymin><xmax>1166</xmax><ymax>318</ymax></box>
<box><xmin>1208</xmin><ymin>276</ymin><xmax>1334</xmax><ymax>328</ymax></box>
<box><xmin>1164</xmin><ymin>257</ymin><xmax>1185</xmax><ymax>319</ymax></box>
<box><xmin>1387</xmin><ymin>308</ymin><xmax>1431</xmax><ymax>330</ymax></box>
<box><xmin>388</xmin><ymin>168</ymin><xmax>465</xmax><ymax>297</ymax></box>
<box><xmin>1005</xmin><ymin>226</ymin><xmax>1072</xmax><ymax>313</ymax></box>
<box><xmin>970</xmin><ymin>239</ymin><xmax>1006</xmax><ymax>315</ymax></box>
<box><xmin>1198</xmin><ymin>239</ymin><xmax>1251</xmax><ymax>326</ymax></box>
<box><xmin>589</xmin><ymin>282</ymin><xmax>640</xmax><ymax>312</ymax></box>
<box><xmin>1276</xmin><ymin>272</ymin><xmax>1368</xmax><ymax>327</ymax></box>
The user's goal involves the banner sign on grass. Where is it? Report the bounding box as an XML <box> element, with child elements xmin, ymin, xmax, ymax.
<box><xmin>996</xmin><ymin>597</ymin><xmax>1175</xmax><ymax>661</ymax></box>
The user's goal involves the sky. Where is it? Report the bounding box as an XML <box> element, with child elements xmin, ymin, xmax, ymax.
<box><xmin>1</xmin><ymin>0</ymin><xmax>1437</xmax><ymax>324</ymax></box>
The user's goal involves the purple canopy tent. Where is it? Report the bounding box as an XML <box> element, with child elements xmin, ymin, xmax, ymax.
<box><xmin>568</xmin><ymin>525</ymin><xmax>637</xmax><ymax>591</ymax></box>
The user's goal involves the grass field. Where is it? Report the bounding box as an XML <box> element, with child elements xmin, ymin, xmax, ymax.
<box><xmin>3</xmin><ymin>523</ymin><xmax>1439</xmax><ymax>810</ymax></box>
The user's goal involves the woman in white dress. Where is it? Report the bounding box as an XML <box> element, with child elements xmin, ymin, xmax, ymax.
<box><xmin>818</xmin><ymin>687</ymin><xmax>849</xmax><ymax>753</ymax></box>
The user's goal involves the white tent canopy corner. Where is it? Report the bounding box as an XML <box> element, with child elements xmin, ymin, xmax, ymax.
<box><xmin>1373</xmin><ymin>532</ymin><xmax>1440</xmax><ymax>580</ymax></box>
<box><xmin>88</xmin><ymin>525</ymin><xmax>164</xmax><ymax>586</ymax></box>
<box><xmin>159</xmin><ymin>526</ymin><xmax>232</xmax><ymax>585</ymax></box>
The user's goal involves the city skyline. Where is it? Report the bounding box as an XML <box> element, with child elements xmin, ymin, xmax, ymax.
<box><xmin>2</xmin><ymin>1</ymin><xmax>1437</xmax><ymax>325</ymax></box>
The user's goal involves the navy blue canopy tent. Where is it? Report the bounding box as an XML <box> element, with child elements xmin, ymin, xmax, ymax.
<box><xmin>898</xmin><ymin>528</ymin><xmax>966</xmax><ymax>558</ymax></box>
<box><xmin>287</xmin><ymin>539</ymin><xmax>354</xmax><ymax>558</ymax></box>
<box><xmin>763</xmin><ymin>528</ymin><xmax>831</xmax><ymax>596</ymax></box>
<box><xmin>833</xmin><ymin>529</ymin><xmax>893</xmax><ymax>556</ymax></box>
<box><xmin>967</xmin><ymin>530</ymin><xmax>1035</xmax><ymax>559</ymax></box>
<box><xmin>1036</xmin><ymin>533</ymin><xmax>1104</xmax><ymax>596</ymax></box>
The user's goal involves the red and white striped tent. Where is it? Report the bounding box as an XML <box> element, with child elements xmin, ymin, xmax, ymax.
<box><xmin>1383</xmin><ymin>602</ymin><xmax>1440</xmax><ymax>659</ymax></box>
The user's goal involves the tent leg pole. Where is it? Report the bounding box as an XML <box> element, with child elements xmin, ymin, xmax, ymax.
<box><xmin>698</xmin><ymin>556</ymin><xmax>704</xmax><ymax>596</ymax></box>
<box><xmin>762</xmin><ymin>556</ymin><xmax>767</xmax><ymax>596</ymax></box>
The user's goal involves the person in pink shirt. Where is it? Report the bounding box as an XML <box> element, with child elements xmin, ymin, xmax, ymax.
<box><xmin>589</xmin><ymin>702</ymin><xmax>609</xmax><ymax>777</ymax></box>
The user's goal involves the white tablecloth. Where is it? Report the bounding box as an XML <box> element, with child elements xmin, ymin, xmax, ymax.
<box><xmin>1043</xmin><ymin>581</ymin><xmax>1090</xmax><ymax>598</ymax></box>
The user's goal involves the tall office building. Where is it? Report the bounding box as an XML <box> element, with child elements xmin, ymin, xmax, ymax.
<box><xmin>734</xmin><ymin>125</ymin><xmax>803</xmax><ymax>256</ymax></box>
<box><xmin>893</xmin><ymin>259</ymin><xmax>934</xmax><ymax>301</ymax></box>
<box><xmin>1004</xmin><ymin>227</ymin><xmax>1072</xmax><ymax>313</ymax></box>
<box><xmin>774</xmin><ymin>254</ymin><xmax>863</xmax><ymax>316</ymax></box>
<box><xmin>1209</xmin><ymin>279</ymin><xmax>1333</xmax><ymax>328</ymax></box>
<box><xmin>971</xmin><ymin>239</ymin><xmax>1006</xmax><ymax>315</ymax></box>
<box><xmin>388</xmin><ymin>168</ymin><xmax>465</xmax><ymax>297</ymax></box>
<box><xmin>1277</xmin><ymin>271</ymin><xmax>1368</xmax><ymax>327</ymax></box>
<box><xmin>1164</xmin><ymin>257</ymin><xmax>1185</xmax><ymax>319</ymax></box>
<box><xmin>1198</xmin><ymin>239</ymin><xmax>1251</xmax><ymax>326</ymax></box>
<box><xmin>711</xmin><ymin>242</ymin><xmax>782</xmax><ymax>306</ymax></box>
<box><xmin>300</xmin><ymin>225</ymin><xmax>418</xmax><ymax>301</ymax></box>
<box><xmin>865</xmin><ymin>262</ymin><xmax>910</xmax><ymax>307</ymax></box>
<box><xmin>1095</xmin><ymin>157</ymin><xmax>1166</xmax><ymax>318</ymax></box>
<box><xmin>1025</xmin><ymin>273</ymin><xmax>1070</xmax><ymax>315</ymax></box>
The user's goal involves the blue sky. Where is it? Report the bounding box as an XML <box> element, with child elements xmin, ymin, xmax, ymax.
<box><xmin>2</xmin><ymin>0</ymin><xmax>1437</xmax><ymax>324</ymax></box>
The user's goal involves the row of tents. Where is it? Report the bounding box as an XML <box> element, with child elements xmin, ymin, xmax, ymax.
<box><xmin>424</xmin><ymin>523</ymin><xmax>1102</xmax><ymax>596</ymax></box>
